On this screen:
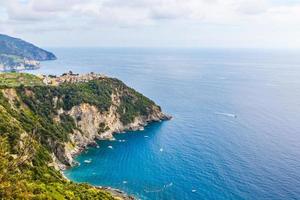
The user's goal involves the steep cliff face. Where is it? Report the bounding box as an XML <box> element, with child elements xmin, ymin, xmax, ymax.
<box><xmin>58</xmin><ymin>102</ymin><xmax>167</xmax><ymax>168</ymax></box>
<box><xmin>51</xmin><ymin>90</ymin><xmax>168</xmax><ymax>168</ymax></box>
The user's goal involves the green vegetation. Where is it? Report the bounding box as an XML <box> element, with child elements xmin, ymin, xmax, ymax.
<box><xmin>98</xmin><ymin>122</ymin><xmax>109</xmax><ymax>133</ymax></box>
<box><xmin>0</xmin><ymin>72</ymin><xmax>44</xmax><ymax>87</ymax></box>
<box><xmin>117</xmin><ymin>86</ymin><xmax>157</xmax><ymax>124</ymax></box>
<box><xmin>0</xmin><ymin>95</ymin><xmax>115</xmax><ymax>199</ymax></box>
<box><xmin>0</xmin><ymin>53</ymin><xmax>23</xmax><ymax>63</ymax></box>
<box><xmin>0</xmin><ymin>34</ymin><xmax>56</xmax><ymax>61</ymax></box>
<box><xmin>58</xmin><ymin>80</ymin><xmax>113</xmax><ymax>112</ymax></box>
<box><xmin>0</xmin><ymin>72</ymin><xmax>160</xmax><ymax>199</ymax></box>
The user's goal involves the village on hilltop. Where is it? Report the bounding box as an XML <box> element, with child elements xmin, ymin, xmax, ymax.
<box><xmin>40</xmin><ymin>71</ymin><xmax>107</xmax><ymax>86</ymax></box>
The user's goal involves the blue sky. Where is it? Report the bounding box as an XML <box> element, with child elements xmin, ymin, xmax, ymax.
<box><xmin>0</xmin><ymin>0</ymin><xmax>300</xmax><ymax>48</ymax></box>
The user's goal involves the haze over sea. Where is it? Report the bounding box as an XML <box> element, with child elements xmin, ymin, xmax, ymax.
<box><xmin>33</xmin><ymin>48</ymin><xmax>300</xmax><ymax>200</ymax></box>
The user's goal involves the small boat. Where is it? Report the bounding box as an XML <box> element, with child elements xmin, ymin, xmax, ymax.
<box><xmin>144</xmin><ymin>135</ymin><xmax>149</xmax><ymax>138</ymax></box>
<box><xmin>165</xmin><ymin>182</ymin><xmax>173</xmax><ymax>188</ymax></box>
<box><xmin>108</xmin><ymin>145</ymin><xmax>113</xmax><ymax>149</ymax></box>
<box><xmin>122</xmin><ymin>181</ymin><xmax>127</xmax><ymax>184</ymax></box>
<box><xmin>84</xmin><ymin>159</ymin><xmax>92</xmax><ymax>163</ymax></box>
<box><xmin>192</xmin><ymin>189</ymin><xmax>197</xmax><ymax>193</ymax></box>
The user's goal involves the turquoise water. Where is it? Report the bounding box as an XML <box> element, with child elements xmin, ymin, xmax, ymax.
<box><xmin>34</xmin><ymin>48</ymin><xmax>300</xmax><ymax>200</ymax></box>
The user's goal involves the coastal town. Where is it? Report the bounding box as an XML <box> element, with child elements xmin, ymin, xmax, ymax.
<box><xmin>40</xmin><ymin>71</ymin><xmax>107</xmax><ymax>86</ymax></box>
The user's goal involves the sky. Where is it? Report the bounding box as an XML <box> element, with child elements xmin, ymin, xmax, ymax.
<box><xmin>0</xmin><ymin>0</ymin><xmax>300</xmax><ymax>48</ymax></box>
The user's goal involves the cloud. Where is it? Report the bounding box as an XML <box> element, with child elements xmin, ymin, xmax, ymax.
<box><xmin>2</xmin><ymin>0</ymin><xmax>299</xmax><ymax>26</ymax></box>
<box><xmin>1</xmin><ymin>0</ymin><xmax>300</xmax><ymax>48</ymax></box>
<box><xmin>235</xmin><ymin>0</ymin><xmax>269</xmax><ymax>15</ymax></box>
<box><xmin>0</xmin><ymin>0</ymin><xmax>238</xmax><ymax>25</ymax></box>
<box><xmin>30</xmin><ymin>0</ymin><xmax>82</xmax><ymax>12</ymax></box>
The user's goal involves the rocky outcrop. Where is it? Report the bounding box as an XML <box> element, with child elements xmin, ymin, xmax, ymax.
<box><xmin>54</xmin><ymin>92</ymin><xmax>170</xmax><ymax>169</ymax></box>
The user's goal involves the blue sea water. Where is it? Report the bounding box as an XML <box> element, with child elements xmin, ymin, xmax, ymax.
<box><xmin>34</xmin><ymin>48</ymin><xmax>300</xmax><ymax>200</ymax></box>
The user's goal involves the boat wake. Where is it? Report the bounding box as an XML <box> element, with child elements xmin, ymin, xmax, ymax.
<box><xmin>144</xmin><ymin>182</ymin><xmax>173</xmax><ymax>193</ymax></box>
<box><xmin>215</xmin><ymin>112</ymin><xmax>237</xmax><ymax>118</ymax></box>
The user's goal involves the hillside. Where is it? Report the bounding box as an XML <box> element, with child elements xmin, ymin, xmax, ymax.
<box><xmin>0</xmin><ymin>34</ymin><xmax>56</xmax><ymax>61</ymax></box>
<box><xmin>0</xmin><ymin>72</ymin><xmax>169</xmax><ymax>199</ymax></box>
<box><xmin>0</xmin><ymin>34</ymin><xmax>56</xmax><ymax>71</ymax></box>
<box><xmin>0</xmin><ymin>73</ymin><xmax>44</xmax><ymax>87</ymax></box>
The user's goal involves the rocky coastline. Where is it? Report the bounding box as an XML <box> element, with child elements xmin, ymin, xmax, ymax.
<box><xmin>52</xmin><ymin>100</ymin><xmax>171</xmax><ymax>200</ymax></box>
<box><xmin>51</xmin><ymin>102</ymin><xmax>171</xmax><ymax>170</ymax></box>
<box><xmin>57</xmin><ymin>110</ymin><xmax>170</xmax><ymax>200</ymax></box>
<box><xmin>42</xmin><ymin>71</ymin><xmax>172</xmax><ymax>171</ymax></box>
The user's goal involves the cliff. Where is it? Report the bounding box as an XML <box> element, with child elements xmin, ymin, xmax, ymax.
<box><xmin>0</xmin><ymin>72</ymin><xmax>170</xmax><ymax>199</ymax></box>
<box><xmin>0</xmin><ymin>34</ymin><xmax>56</xmax><ymax>71</ymax></box>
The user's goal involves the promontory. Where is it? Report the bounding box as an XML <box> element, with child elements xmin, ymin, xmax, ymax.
<box><xmin>0</xmin><ymin>72</ymin><xmax>170</xmax><ymax>199</ymax></box>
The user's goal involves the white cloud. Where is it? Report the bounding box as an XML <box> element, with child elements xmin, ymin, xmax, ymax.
<box><xmin>2</xmin><ymin>0</ymin><xmax>300</xmax><ymax>26</ymax></box>
<box><xmin>1</xmin><ymin>0</ymin><xmax>300</xmax><ymax>48</ymax></box>
<box><xmin>235</xmin><ymin>0</ymin><xmax>269</xmax><ymax>15</ymax></box>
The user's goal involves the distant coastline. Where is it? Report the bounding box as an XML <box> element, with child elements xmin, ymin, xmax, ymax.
<box><xmin>0</xmin><ymin>34</ymin><xmax>56</xmax><ymax>72</ymax></box>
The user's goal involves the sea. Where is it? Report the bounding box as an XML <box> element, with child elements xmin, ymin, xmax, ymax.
<box><xmin>32</xmin><ymin>48</ymin><xmax>300</xmax><ymax>200</ymax></box>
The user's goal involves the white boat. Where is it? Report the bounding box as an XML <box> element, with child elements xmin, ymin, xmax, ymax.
<box><xmin>84</xmin><ymin>159</ymin><xmax>92</xmax><ymax>163</ymax></box>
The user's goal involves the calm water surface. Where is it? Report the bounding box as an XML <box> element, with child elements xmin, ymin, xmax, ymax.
<box><xmin>33</xmin><ymin>48</ymin><xmax>300</xmax><ymax>200</ymax></box>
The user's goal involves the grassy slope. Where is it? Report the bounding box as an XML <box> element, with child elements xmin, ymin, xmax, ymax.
<box><xmin>0</xmin><ymin>73</ymin><xmax>44</xmax><ymax>87</ymax></box>
<box><xmin>0</xmin><ymin>73</ymin><xmax>159</xmax><ymax>199</ymax></box>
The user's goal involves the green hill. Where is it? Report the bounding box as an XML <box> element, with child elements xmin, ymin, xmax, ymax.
<box><xmin>0</xmin><ymin>34</ymin><xmax>56</xmax><ymax>61</ymax></box>
<box><xmin>0</xmin><ymin>72</ymin><xmax>168</xmax><ymax>199</ymax></box>
<box><xmin>0</xmin><ymin>34</ymin><xmax>56</xmax><ymax>71</ymax></box>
